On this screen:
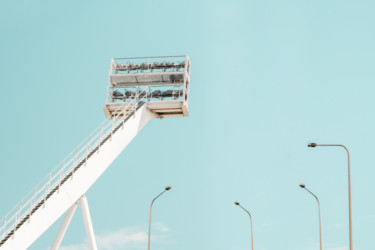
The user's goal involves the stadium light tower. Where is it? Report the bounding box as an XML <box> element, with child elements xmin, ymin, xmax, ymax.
<box><xmin>105</xmin><ymin>55</ymin><xmax>191</xmax><ymax>118</ymax></box>
<box><xmin>0</xmin><ymin>55</ymin><xmax>190</xmax><ymax>250</ymax></box>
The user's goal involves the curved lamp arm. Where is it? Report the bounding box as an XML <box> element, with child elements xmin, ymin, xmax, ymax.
<box><xmin>148</xmin><ymin>186</ymin><xmax>171</xmax><ymax>250</ymax></box>
<box><xmin>235</xmin><ymin>202</ymin><xmax>254</xmax><ymax>250</ymax></box>
<box><xmin>307</xmin><ymin>143</ymin><xmax>352</xmax><ymax>250</ymax></box>
<box><xmin>300</xmin><ymin>184</ymin><xmax>322</xmax><ymax>250</ymax></box>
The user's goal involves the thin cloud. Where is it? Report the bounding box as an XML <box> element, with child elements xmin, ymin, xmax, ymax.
<box><xmin>326</xmin><ymin>247</ymin><xmax>348</xmax><ymax>250</ymax></box>
<box><xmin>60</xmin><ymin>243</ymin><xmax>88</xmax><ymax>250</ymax></box>
<box><xmin>300</xmin><ymin>243</ymin><xmax>348</xmax><ymax>250</ymax></box>
<box><xmin>59</xmin><ymin>224</ymin><xmax>170</xmax><ymax>250</ymax></box>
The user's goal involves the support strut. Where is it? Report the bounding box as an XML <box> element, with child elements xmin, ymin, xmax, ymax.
<box><xmin>80</xmin><ymin>195</ymin><xmax>98</xmax><ymax>250</ymax></box>
<box><xmin>50</xmin><ymin>195</ymin><xmax>97</xmax><ymax>250</ymax></box>
<box><xmin>50</xmin><ymin>202</ymin><xmax>78</xmax><ymax>250</ymax></box>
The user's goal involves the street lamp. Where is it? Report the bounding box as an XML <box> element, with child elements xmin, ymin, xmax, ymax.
<box><xmin>299</xmin><ymin>184</ymin><xmax>322</xmax><ymax>250</ymax></box>
<box><xmin>308</xmin><ymin>143</ymin><xmax>352</xmax><ymax>250</ymax></box>
<box><xmin>148</xmin><ymin>186</ymin><xmax>171</xmax><ymax>250</ymax></box>
<box><xmin>234</xmin><ymin>202</ymin><xmax>254</xmax><ymax>250</ymax></box>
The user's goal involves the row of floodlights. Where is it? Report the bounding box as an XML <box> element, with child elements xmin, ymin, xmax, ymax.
<box><xmin>114</xmin><ymin>61</ymin><xmax>186</xmax><ymax>72</ymax></box>
<box><xmin>113</xmin><ymin>89</ymin><xmax>183</xmax><ymax>99</ymax></box>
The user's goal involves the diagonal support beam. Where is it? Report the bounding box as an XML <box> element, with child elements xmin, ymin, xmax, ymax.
<box><xmin>50</xmin><ymin>202</ymin><xmax>78</xmax><ymax>250</ymax></box>
<box><xmin>80</xmin><ymin>195</ymin><xmax>98</xmax><ymax>250</ymax></box>
<box><xmin>1</xmin><ymin>106</ymin><xmax>155</xmax><ymax>250</ymax></box>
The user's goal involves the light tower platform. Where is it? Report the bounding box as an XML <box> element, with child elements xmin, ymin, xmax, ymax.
<box><xmin>104</xmin><ymin>55</ymin><xmax>190</xmax><ymax>118</ymax></box>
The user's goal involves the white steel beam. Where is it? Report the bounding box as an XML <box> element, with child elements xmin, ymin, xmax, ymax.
<box><xmin>80</xmin><ymin>196</ymin><xmax>97</xmax><ymax>250</ymax></box>
<box><xmin>50</xmin><ymin>202</ymin><xmax>78</xmax><ymax>250</ymax></box>
<box><xmin>1</xmin><ymin>106</ymin><xmax>156</xmax><ymax>250</ymax></box>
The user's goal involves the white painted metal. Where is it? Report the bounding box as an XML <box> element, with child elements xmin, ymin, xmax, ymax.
<box><xmin>0</xmin><ymin>102</ymin><xmax>156</xmax><ymax>249</ymax></box>
<box><xmin>110</xmin><ymin>71</ymin><xmax>185</xmax><ymax>86</ymax></box>
<box><xmin>0</xmin><ymin>55</ymin><xmax>191</xmax><ymax>249</ymax></box>
<box><xmin>0</xmin><ymin>96</ymin><xmax>140</xmax><ymax>247</ymax></box>
<box><xmin>105</xmin><ymin>99</ymin><xmax>186</xmax><ymax>119</ymax></box>
<box><xmin>80</xmin><ymin>196</ymin><xmax>97</xmax><ymax>250</ymax></box>
<box><xmin>50</xmin><ymin>202</ymin><xmax>78</xmax><ymax>250</ymax></box>
<box><xmin>105</xmin><ymin>55</ymin><xmax>190</xmax><ymax>118</ymax></box>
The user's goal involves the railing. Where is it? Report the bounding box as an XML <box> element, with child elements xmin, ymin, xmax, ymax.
<box><xmin>105</xmin><ymin>55</ymin><xmax>189</xmax><ymax>106</ymax></box>
<box><xmin>0</xmin><ymin>92</ymin><xmax>143</xmax><ymax>242</ymax></box>
<box><xmin>111</xmin><ymin>55</ymin><xmax>187</xmax><ymax>75</ymax></box>
<box><xmin>111</xmin><ymin>85</ymin><xmax>184</xmax><ymax>103</ymax></box>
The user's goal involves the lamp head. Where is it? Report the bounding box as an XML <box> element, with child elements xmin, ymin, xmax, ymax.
<box><xmin>308</xmin><ymin>143</ymin><xmax>317</xmax><ymax>147</ymax></box>
<box><xmin>234</xmin><ymin>201</ymin><xmax>240</xmax><ymax>206</ymax></box>
<box><xmin>165</xmin><ymin>186</ymin><xmax>172</xmax><ymax>191</ymax></box>
<box><xmin>299</xmin><ymin>184</ymin><xmax>305</xmax><ymax>188</ymax></box>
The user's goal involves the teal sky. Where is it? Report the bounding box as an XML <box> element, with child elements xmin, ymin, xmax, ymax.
<box><xmin>1</xmin><ymin>1</ymin><xmax>375</xmax><ymax>249</ymax></box>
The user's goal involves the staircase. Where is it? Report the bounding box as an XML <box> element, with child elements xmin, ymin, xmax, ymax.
<box><xmin>0</xmin><ymin>94</ymin><xmax>150</xmax><ymax>249</ymax></box>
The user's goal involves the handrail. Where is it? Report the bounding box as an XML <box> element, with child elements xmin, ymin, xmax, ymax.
<box><xmin>113</xmin><ymin>55</ymin><xmax>186</xmax><ymax>60</ymax></box>
<box><xmin>0</xmin><ymin>92</ymin><xmax>145</xmax><ymax>241</ymax></box>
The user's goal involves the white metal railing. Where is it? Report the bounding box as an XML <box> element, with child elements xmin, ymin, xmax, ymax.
<box><xmin>105</xmin><ymin>55</ymin><xmax>189</xmax><ymax>104</ymax></box>
<box><xmin>111</xmin><ymin>85</ymin><xmax>184</xmax><ymax>103</ymax></box>
<box><xmin>0</xmin><ymin>92</ymin><xmax>143</xmax><ymax>242</ymax></box>
<box><xmin>111</xmin><ymin>55</ymin><xmax>187</xmax><ymax>75</ymax></box>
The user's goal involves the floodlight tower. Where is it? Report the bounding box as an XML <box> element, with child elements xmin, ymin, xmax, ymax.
<box><xmin>0</xmin><ymin>55</ymin><xmax>190</xmax><ymax>250</ymax></box>
<box><xmin>105</xmin><ymin>55</ymin><xmax>190</xmax><ymax>118</ymax></box>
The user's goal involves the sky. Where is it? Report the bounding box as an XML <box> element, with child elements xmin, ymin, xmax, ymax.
<box><xmin>0</xmin><ymin>0</ymin><xmax>375</xmax><ymax>249</ymax></box>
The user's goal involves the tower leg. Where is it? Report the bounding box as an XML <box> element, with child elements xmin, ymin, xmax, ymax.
<box><xmin>80</xmin><ymin>195</ymin><xmax>98</xmax><ymax>250</ymax></box>
<box><xmin>50</xmin><ymin>202</ymin><xmax>78</xmax><ymax>250</ymax></box>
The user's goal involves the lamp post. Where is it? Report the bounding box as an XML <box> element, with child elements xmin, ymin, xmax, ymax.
<box><xmin>148</xmin><ymin>186</ymin><xmax>171</xmax><ymax>250</ymax></box>
<box><xmin>234</xmin><ymin>202</ymin><xmax>254</xmax><ymax>250</ymax></box>
<box><xmin>299</xmin><ymin>184</ymin><xmax>322</xmax><ymax>250</ymax></box>
<box><xmin>308</xmin><ymin>143</ymin><xmax>352</xmax><ymax>250</ymax></box>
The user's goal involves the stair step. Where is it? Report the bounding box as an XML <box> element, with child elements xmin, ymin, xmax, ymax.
<box><xmin>0</xmin><ymin>103</ymin><xmax>144</xmax><ymax>247</ymax></box>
